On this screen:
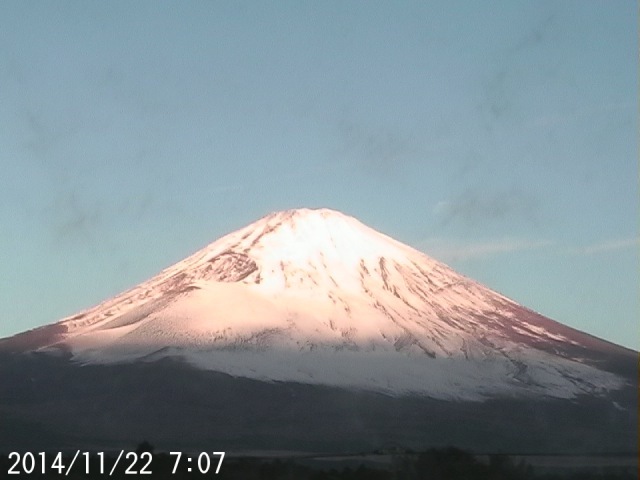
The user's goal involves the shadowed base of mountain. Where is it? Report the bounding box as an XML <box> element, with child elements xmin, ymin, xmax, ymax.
<box><xmin>0</xmin><ymin>353</ymin><xmax>636</xmax><ymax>454</ymax></box>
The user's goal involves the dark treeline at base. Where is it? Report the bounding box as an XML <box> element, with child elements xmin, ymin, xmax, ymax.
<box><xmin>0</xmin><ymin>446</ymin><xmax>635</xmax><ymax>480</ymax></box>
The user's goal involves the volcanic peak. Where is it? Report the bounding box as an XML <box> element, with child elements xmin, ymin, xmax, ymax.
<box><xmin>0</xmin><ymin>207</ymin><xmax>633</xmax><ymax>400</ymax></box>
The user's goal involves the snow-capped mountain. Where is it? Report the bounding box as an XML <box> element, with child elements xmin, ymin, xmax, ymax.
<box><xmin>1</xmin><ymin>208</ymin><xmax>633</xmax><ymax>400</ymax></box>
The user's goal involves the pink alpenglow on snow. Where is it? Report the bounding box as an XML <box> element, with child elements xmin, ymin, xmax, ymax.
<box><xmin>1</xmin><ymin>208</ymin><xmax>633</xmax><ymax>401</ymax></box>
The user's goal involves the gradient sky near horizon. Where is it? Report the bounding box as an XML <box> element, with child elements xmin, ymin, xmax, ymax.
<box><xmin>1</xmin><ymin>1</ymin><xmax>637</xmax><ymax>349</ymax></box>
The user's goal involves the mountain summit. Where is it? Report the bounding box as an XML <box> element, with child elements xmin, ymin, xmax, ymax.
<box><xmin>1</xmin><ymin>208</ymin><xmax>633</xmax><ymax>400</ymax></box>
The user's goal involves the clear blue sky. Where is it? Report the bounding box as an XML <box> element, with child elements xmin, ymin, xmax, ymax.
<box><xmin>1</xmin><ymin>1</ymin><xmax>637</xmax><ymax>349</ymax></box>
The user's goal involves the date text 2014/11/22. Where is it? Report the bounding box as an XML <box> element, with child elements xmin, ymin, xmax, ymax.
<box><xmin>6</xmin><ymin>451</ymin><xmax>225</xmax><ymax>476</ymax></box>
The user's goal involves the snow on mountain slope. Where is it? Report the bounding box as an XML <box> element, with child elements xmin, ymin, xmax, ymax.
<box><xmin>0</xmin><ymin>208</ymin><xmax>633</xmax><ymax>400</ymax></box>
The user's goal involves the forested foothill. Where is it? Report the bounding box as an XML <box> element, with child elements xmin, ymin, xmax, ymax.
<box><xmin>0</xmin><ymin>446</ymin><xmax>635</xmax><ymax>479</ymax></box>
